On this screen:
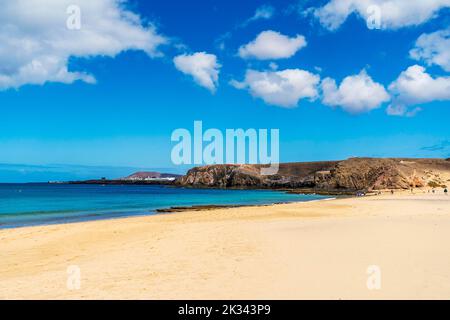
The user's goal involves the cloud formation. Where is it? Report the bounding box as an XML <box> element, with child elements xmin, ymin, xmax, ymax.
<box><xmin>174</xmin><ymin>52</ymin><xmax>221</xmax><ymax>92</ymax></box>
<box><xmin>421</xmin><ymin>140</ymin><xmax>450</xmax><ymax>152</ymax></box>
<box><xmin>215</xmin><ymin>5</ymin><xmax>275</xmax><ymax>51</ymax></box>
<box><xmin>321</xmin><ymin>70</ymin><xmax>390</xmax><ymax>113</ymax></box>
<box><xmin>231</xmin><ymin>69</ymin><xmax>320</xmax><ymax>107</ymax></box>
<box><xmin>387</xmin><ymin>65</ymin><xmax>450</xmax><ymax>116</ymax></box>
<box><xmin>0</xmin><ymin>0</ymin><xmax>168</xmax><ymax>90</ymax></box>
<box><xmin>238</xmin><ymin>30</ymin><xmax>307</xmax><ymax>60</ymax></box>
<box><xmin>410</xmin><ymin>28</ymin><xmax>450</xmax><ymax>72</ymax></box>
<box><xmin>314</xmin><ymin>0</ymin><xmax>450</xmax><ymax>30</ymax></box>
<box><xmin>245</xmin><ymin>4</ymin><xmax>275</xmax><ymax>24</ymax></box>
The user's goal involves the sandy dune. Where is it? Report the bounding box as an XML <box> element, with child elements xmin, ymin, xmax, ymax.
<box><xmin>1</xmin><ymin>192</ymin><xmax>450</xmax><ymax>299</ymax></box>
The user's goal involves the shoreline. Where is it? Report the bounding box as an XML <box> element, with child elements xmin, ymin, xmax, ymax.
<box><xmin>7</xmin><ymin>184</ymin><xmax>426</xmax><ymax>230</ymax></box>
<box><xmin>155</xmin><ymin>194</ymin><xmax>340</xmax><ymax>213</ymax></box>
<box><xmin>0</xmin><ymin>193</ymin><xmax>335</xmax><ymax>230</ymax></box>
<box><xmin>54</xmin><ymin>180</ymin><xmax>383</xmax><ymax>196</ymax></box>
<box><xmin>0</xmin><ymin>187</ymin><xmax>438</xmax><ymax>231</ymax></box>
<box><xmin>1</xmin><ymin>192</ymin><xmax>449</xmax><ymax>299</ymax></box>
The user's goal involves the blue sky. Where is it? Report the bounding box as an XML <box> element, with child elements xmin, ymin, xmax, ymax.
<box><xmin>0</xmin><ymin>0</ymin><xmax>449</xmax><ymax>182</ymax></box>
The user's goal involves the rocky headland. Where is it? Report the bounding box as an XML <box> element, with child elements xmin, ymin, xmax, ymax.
<box><xmin>176</xmin><ymin>158</ymin><xmax>450</xmax><ymax>194</ymax></box>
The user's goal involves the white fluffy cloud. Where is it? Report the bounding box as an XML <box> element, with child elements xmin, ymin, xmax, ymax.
<box><xmin>410</xmin><ymin>28</ymin><xmax>450</xmax><ymax>72</ymax></box>
<box><xmin>314</xmin><ymin>0</ymin><xmax>450</xmax><ymax>30</ymax></box>
<box><xmin>321</xmin><ymin>70</ymin><xmax>390</xmax><ymax>113</ymax></box>
<box><xmin>0</xmin><ymin>0</ymin><xmax>168</xmax><ymax>90</ymax></box>
<box><xmin>387</xmin><ymin>65</ymin><xmax>450</xmax><ymax>116</ymax></box>
<box><xmin>173</xmin><ymin>52</ymin><xmax>221</xmax><ymax>92</ymax></box>
<box><xmin>231</xmin><ymin>69</ymin><xmax>320</xmax><ymax>107</ymax></box>
<box><xmin>238</xmin><ymin>31</ymin><xmax>307</xmax><ymax>60</ymax></box>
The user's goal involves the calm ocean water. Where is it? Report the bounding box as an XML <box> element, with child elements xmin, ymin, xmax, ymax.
<box><xmin>0</xmin><ymin>184</ymin><xmax>329</xmax><ymax>229</ymax></box>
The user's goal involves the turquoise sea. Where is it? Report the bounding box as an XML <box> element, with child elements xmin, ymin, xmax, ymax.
<box><xmin>0</xmin><ymin>184</ymin><xmax>329</xmax><ymax>229</ymax></box>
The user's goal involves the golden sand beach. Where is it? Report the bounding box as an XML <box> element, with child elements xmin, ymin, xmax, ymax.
<box><xmin>1</xmin><ymin>192</ymin><xmax>450</xmax><ymax>299</ymax></box>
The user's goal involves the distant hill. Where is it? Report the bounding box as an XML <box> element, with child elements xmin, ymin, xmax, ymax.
<box><xmin>122</xmin><ymin>171</ymin><xmax>182</xmax><ymax>181</ymax></box>
<box><xmin>176</xmin><ymin>158</ymin><xmax>450</xmax><ymax>193</ymax></box>
<box><xmin>67</xmin><ymin>171</ymin><xmax>182</xmax><ymax>185</ymax></box>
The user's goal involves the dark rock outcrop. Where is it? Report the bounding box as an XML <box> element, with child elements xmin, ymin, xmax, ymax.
<box><xmin>176</xmin><ymin>158</ymin><xmax>450</xmax><ymax>193</ymax></box>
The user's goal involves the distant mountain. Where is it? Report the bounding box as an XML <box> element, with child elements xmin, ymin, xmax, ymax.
<box><xmin>122</xmin><ymin>171</ymin><xmax>182</xmax><ymax>181</ymax></box>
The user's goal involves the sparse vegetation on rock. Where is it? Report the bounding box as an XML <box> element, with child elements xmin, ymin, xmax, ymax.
<box><xmin>177</xmin><ymin>158</ymin><xmax>450</xmax><ymax>193</ymax></box>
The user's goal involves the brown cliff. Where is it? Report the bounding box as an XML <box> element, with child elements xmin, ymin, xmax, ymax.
<box><xmin>176</xmin><ymin>158</ymin><xmax>450</xmax><ymax>193</ymax></box>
